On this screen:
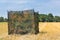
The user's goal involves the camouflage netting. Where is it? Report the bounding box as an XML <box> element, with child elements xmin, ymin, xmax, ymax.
<box><xmin>8</xmin><ymin>10</ymin><xmax>39</xmax><ymax>35</ymax></box>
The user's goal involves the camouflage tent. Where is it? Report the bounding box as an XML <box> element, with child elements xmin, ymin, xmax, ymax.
<box><xmin>8</xmin><ymin>10</ymin><xmax>39</xmax><ymax>34</ymax></box>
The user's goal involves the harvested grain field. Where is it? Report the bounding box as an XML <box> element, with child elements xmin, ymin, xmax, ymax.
<box><xmin>0</xmin><ymin>22</ymin><xmax>60</xmax><ymax>40</ymax></box>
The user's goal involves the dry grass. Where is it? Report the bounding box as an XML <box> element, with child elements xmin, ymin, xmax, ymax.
<box><xmin>37</xmin><ymin>22</ymin><xmax>60</xmax><ymax>40</ymax></box>
<box><xmin>0</xmin><ymin>22</ymin><xmax>8</xmax><ymax>38</ymax></box>
<box><xmin>0</xmin><ymin>22</ymin><xmax>60</xmax><ymax>40</ymax></box>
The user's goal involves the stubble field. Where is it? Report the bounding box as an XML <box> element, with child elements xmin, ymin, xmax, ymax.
<box><xmin>0</xmin><ymin>22</ymin><xmax>60</xmax><ymax>40</ymax></box>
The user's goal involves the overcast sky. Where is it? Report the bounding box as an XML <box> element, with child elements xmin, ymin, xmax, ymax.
<box><xmin>0</xmin><ymin>0</ymin><xmax>60</xmax><ymax>18</ymax></box>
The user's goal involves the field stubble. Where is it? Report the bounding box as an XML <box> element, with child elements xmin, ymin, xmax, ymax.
<box><xmin>0</xmin><ymin>22</ymin><xmax>60</xmax><ymax>40</ymax></box>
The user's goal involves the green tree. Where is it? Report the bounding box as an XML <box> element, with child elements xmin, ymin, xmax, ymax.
<box><xmin>0</xmin><ymin>17</ymin><xmax>4</xmax><ymax>22</ymax></box>
<box><xmin>39</xmin><ymin>14</ymin><xmax>48</xmax><ymax>22</ymax></box>
<box><xmin>47</xmin><ymin>13</ymin><xmax>54</xmax><ymax>22</ymax></box>
<box><xmin>4</xmin><ymin>18</ymin><xmax>8</xmax><ymax>22</ymax></box>
<box><xmin>54</xmin><ymin>16</ymin><xmax>60</xmax><ymax>22</ymax></box>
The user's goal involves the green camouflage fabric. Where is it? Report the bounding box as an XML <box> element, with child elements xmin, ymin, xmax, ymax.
<box><xmin>8</xmin><ymin>10</ymin><xmax>39</xmax><ymax>34</ymax></box>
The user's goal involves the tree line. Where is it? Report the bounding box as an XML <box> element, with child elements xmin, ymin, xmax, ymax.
<box><xmin>0</xmin><ymin>13</ymin><xmax>60</xmax><ymax>22</ymax></box>
<box><xmin>0</xmin><ymin>17</ymin><xmax>8</xmax><ymax>22</ymax></box>
<box><xmin>39</xmin><ymin>13</ymin><xmax>60</xmax><ymax>22</ymax></box>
